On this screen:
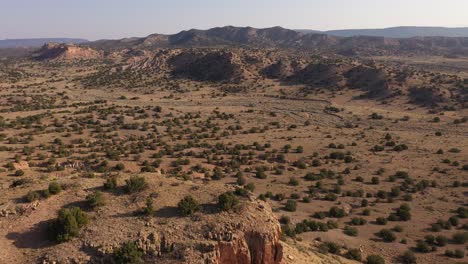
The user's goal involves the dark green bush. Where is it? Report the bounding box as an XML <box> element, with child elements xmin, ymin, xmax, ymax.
<box><xmin>285</xmin><ymin>200</ymin><xmax>297</xmax><ymax>212</ymax></box>
<box><xmin>104</xmin><ymin>175</ymin><xmax>118</xmax><ymax>190</ymax></box>
<box><xmin>366</xmin><ymin>254</ymin><xmax>385</xmax><ymax>264</ymax></box>
<box><xmin>401</xmin><ymin>250</ymin><xmax>416</xmax><ymax>264</ymax></box>
<box><xmin>178</xmin><ymin>195</ymin><xmax>200</xmax><ymax>216</ymax></box>
<box><xmin>48</xmin><ymin>207</ymin><xmax>88</xmax><ymax>242</ymax></box>
<box><xmin>24</xmin><ymin>191</ymin><xmax>41</xmax><ymax>202</ymax></box>
<box><xmin>218</xmin><ymin>192</ymin><xmax>239</xmax><ymax>211</ymax></box>
<box><xmin>125</xmin><ymin>176</ymin><xmax>148</xmax><ymax>193</ymax></box>
<box><xmin>113</xmin><ymin>241</ymin><xmax>144</xmax><ymax>264</ymax></box>
<box><xmin>377</xmin><ymin>229</ymin><xmax>396</xmax><ymax>242</ymax></box>
<box><xmin>86</xmin><ymin>191</ymin><xmax>105</xmax><ymax>209</ymax></box>
<box><xmin>48</xmin><ymin>182</ymin><xmax>62</xmax><ymax>195</ymax></box>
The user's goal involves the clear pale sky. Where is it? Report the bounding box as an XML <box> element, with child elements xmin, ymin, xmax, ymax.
<box><xmin>1</xmin><ymin>0</ymin><xmax>467</xmax><ymax>40</ymax></box>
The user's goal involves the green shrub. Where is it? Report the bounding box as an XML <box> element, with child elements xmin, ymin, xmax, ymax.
<box><xmin>86</xmin><ymin>191</ymin><xmax>105</xmax><ymax>209</ymax></box>
<box><xmin>104</xmin><ymin>175</ymin><xmax>118</xmax><ymax>190</ymax></box>
<box><xmin>328</xmin><ymin>206</ymin><xmax>346</xmax><ymax>218</ymax></box>
<box><xmin>143</xmin><ymin>198</ymin><xmax>154</xmax><ymax>216</ymax></box>
<box><xmin>14</xmin><ymin>169</ymin><xmax>25</xmax><ymax>176</ymax></box>
<box><xmin>320</xmin><ymin>242</ymin><xmax>340</xmax><ymax>254</ymax></box>
<box><xmin>114</xmin><ymin>162</ymin><xmax>125</xmax><ymax>171</ymax></box>
<box><xmin>285</xmin><ymin>200</ymin><xmax>297</xmax><ymax>212</ymax></box>
<box><xmin>113</xmin><ymin>241</ymin><xmax>143</xmax><ymax>264</ymax></box>
<box><xmin>48</xmin><ymin>207</ymin><xmax>88</xmax><ymax>242</ymax></box>
<box><xmin>178</xmin><ymin>195</ymin><xmax>200</xmax><ymax>216</ymax></box>
<box><xmin>350</xmin><ymin>217</ymin><xmax>367</xmax><ymax>225</ymax></box>
<box><xmin>366</xmin><ymin>254</ymin><xmax>385</xmax><ymax>264</ymax></box>
<box><xmin>218</xmin><ymin>192</ymin><xmax>239</xmax><ymax>211</ymax></box>
<box><xmin>345</xmin><ymin>248</ymin><xmax>362</xmax><ymax>261</ymax></box>
<box><xmin>401</xmin><ymin>250</ymin><xmax>416</xmax><ymax>264</ymax></box>
<box><xmin>48</xmin><ymin>182</ymin><xmax>62</xmax><ymax>195</ymax></box>
<box><xmin>24</xmin><ymin>191</ymin><xmax>41</xmax><ymax>202</ymax></box>
<box><xmin>344</xmin><ymin>226</ymin><xmax>358</xmax><ymax>237</ymax></box>
<box><xmin>376</xmin><ymin>217</ymin><xmax>388</xmax><ymax>225</ymax></box>
<box><xmin>377</xmin><ymin>229</ymin><xmax>396</xmax><ymax>242</ymax></box>
<box><xmin>125</xmin><ymin>176</ymin><xmax>148</xmax><ymax>193</ymax></box>
<box><xmin>415</xmin><ymin>241</ymin><xmax>432</xmax><ymax>253</ymax></box>
<box><xmin>452</xmin><ymin>232</ymin><xmax>468</xmax><ymax>244</ymax></box>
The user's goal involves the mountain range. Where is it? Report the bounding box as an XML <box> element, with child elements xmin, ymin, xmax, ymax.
<box><xmin>297</xmin><ymin>26</ymin><xmax>468</xmax><ymax>38</ymax></box>
<box><xmin>82</xmin><ymin>26</ymin><xmax>468</xmax><ymax>57</ymax></box>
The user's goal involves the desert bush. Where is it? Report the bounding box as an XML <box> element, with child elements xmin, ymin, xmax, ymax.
<box><xmin>104</xmin><ymin>175</ymin><xmax>118</xmax><ymax>190</ymax></box>
<box><xmin>415</xmin><ymin>241</ymin><xmax>433</xmax><ymax>253</ymax></box>
<box><xmin>344</xmin><ymin>226</ymin><xmax>358</xmax><ymax>237</ymax></box>
<box><xmin>366</xmin><ymin>255</ymin><xmax>385</xmax><ymax>264</ymax></box>
<box><xmin>218</xmin><ymin>192</ymin><xmax>239</xmax><ymax>211</ymax></box>
<box><xmin>319</xmin><ymin>241</ymin><xmax>340</xmax><ymax>254</ymax></box>
<box><xmin>345</xmin><ymin>248</ymin><xmax>362</xmax><ymax>261</ymax></box>
<box><xmin>285</xmin><ymin>200</ymin><xmax>297</xmax><ymax>212</ymax></box>
<box><xmin>401</xmin><ymin>251</ymin><xmax>416</xmax><ymax>264</ymax></box>
<box><xmin>113</xmin><ymin>241</ymin><xmax>144</xmax><ymax>264</ymax></box>
<box><xmin>142</xmin><ymin>198</ymin><xmax>154</xmax><ymax>216</ymax></box>
<box><xmin>86</xmin><ymin>191</ymin><xmax>105</xmax><ymax>209</ymax></box>
<box><xmin>445</xmin><ymin>249</ymin><xmax>465</xmax><ymax>258</ymax></box>
<box><xmin>178</xmin><ymin>195</ymin><xmax>200</xmax><ymax>216</ymax></box>
<box><xmin>48</xmin><ymin>207</ymin><xmax>88</xmax><ymax>242</ymax></box>
<box><xmin>328</xmin><ymin>206</ymin><xmax>346</xmax><ymax>218</ymax></box>
<box><xmin>24</xmin><ymin>191</ymin><xmax>41</xmax><ymax>202</ymax></box>
<box><xmin>14</xmin><ymin>169</ymin><xmax>24</xmax><ymax>176</ymax></box>
<box><xmin>350</xmin><ymin>217</ymin><xmax>367</xmax><ymax>226</ymax></box>
<box><xmin>377</xmin><ymin>229</ymin><xmax>396</xmax><ymax>242</ymax></box>
<box><xmin>125</xmin><ymin>176</ymin><xmax>148</xmax><ymax>193</ymax></box>
<box><xmin>376</xmin><ymin>217</ymin><xmax>388</xmax><ymax>225</ymax></box>
<box><xmin>452</xmin><ymin>232</ymin><xmax>468</xmax><ymax>244</ymax></box>
<box><xmin>48</xmin><ymin>182</ymin><xmax>62</xmax><ymax>195</ymax></box>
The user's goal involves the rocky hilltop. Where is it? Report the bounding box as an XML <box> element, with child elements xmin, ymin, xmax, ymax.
<box><xmin>32</xmin><ymin>43</ymin><xmax>102</xmax><ymax>61</ymax></box>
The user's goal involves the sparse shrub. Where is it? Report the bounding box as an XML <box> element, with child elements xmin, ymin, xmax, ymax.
<box><xmin>218</xmin><ymin>192</ymin><xmax>239</xmax><ymax>211</ymax></box>
<box><xmin>452</xmin><ymin>232</ymin><xmax>468</xmax><ymax>244</ymax></box>
<box><xmin>86</xmin><ymin>191</ymin><xmax>105</xmax><ymax>209</ymax></box>
<box><xmin>344</xmin><ymin>225</ymin><xmax>358</xmax><ymax>237</ymax></box>
<box><xmin>114</xmin><ymin>162</ymin><xmax>125</xmax><ymax>171</ymax></box>
<box><xmin>48</xmin><ymin>182</ymin><xmax>62</xmax><ymax>195</ymax></box>
<box><xmin>328</xmin><ymin>206</ymin><xmax>346</xmax><ymax>218</ymax></box>
<box><xmin>125</xmin><ymin>176</ymin><xmax>148</xmax><ymax>193</ymax></box>
<box><xmin>113</xmin><ymin>241</ymin><xmax>144</xmax><ymax>264</ymax></box>
<box><xmin>415</xmin><ymin>240</ymin><xmax>432</xmax><ymax>253</ymax></box>
<box><xmin>143</xmin><ymin>197</ymin><xmax>154</xmax><ymax>216</ymax></box>
<box><xmin>345</xmin><ymin>248</ymin><xmax>362</xmax><ymax>261</ymax></box>
<box><xmin>377</xmin><ymin>229</ymin><xmax>396</xmax><ymax>242</ymax></box>
<box><xmin>178</xmin><ymin>195</ymin><xmax>200</xmax><ymax>216</ymax></box>
<box><xmin>104</xmin><ymin>175</ymin><xmax>118</xmax><ymax>190</ymax></box>
<box><xmin>24</xmin><ymin>191</ymin><xmax>41</xmax><ymax>202</ymax></box>
<box><xmin>285</xmin><ymin>200</ymin><xmax>297</xmax><ymax>212</ymax></box>
<box><xmin>376</xmin><ymin>217</ymin><xmax>388</xmax><ymax>225</ymax></box>
<box><xmin>14</xmin><ymin>169</ymin><xmax>24</xmax><ymax>176</ymax></box>
<box><xmin>366</xmin><ymin>254</ymin><xmax>385</xmax><ymax>264</ymax></box>
<box><xmin>48</xmin><ymin>207</ymin><xmax>88</xmax><ymax>242</ymax></box>
<box><xmin>350</xmin><ymin>217</ymin><xmax>367</xmax><ymax>226</ymax></box>
<box><xmin>401</xmin><ymin>250</ymin><xmax>416</xmax><ymax>264</ymax></box>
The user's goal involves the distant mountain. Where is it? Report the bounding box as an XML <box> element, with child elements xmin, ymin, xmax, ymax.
<box><xmin>0</xmin><ymin>38</ymin><xmax>88</xmax><ymax>48</ymax></box>
<box><xmin>298</xmin><ymin>27</ymin><xmax>468</xmax><ymax>38</ymax></box>
<box><xmin>90</xmin><ymin>26</ymin><xmax>306</xmax><ymax>50</ymax></box>
<box><xmin>86</xmin><ymin>26</ymin><xmax>468</xmax><ymax>56</ymax></box>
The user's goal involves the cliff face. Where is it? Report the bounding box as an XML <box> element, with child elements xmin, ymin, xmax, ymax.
<box><xmin>214</xmin><ymin>200</ymin><xmax>283</xmax><ymax>264</ymax></box>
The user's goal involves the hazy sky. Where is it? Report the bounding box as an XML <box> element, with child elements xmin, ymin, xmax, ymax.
<box><xmin>1</xmin><ymin>0</ymin><xmax>467</xmax><ymax>40</ymax></box>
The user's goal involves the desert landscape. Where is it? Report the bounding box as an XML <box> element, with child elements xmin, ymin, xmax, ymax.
<box><xmin>0</xmin><ymin>25</ymin><xmax>467</xmax><ymax>264</ymax></box>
